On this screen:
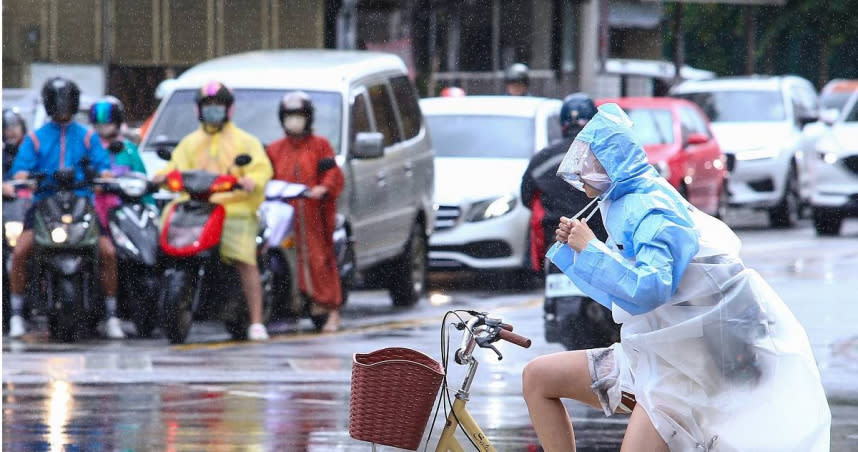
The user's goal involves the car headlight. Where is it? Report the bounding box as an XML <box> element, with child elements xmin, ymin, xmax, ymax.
<box><xmin>465</xmin><ymin>194</ymin><xmax>517</xmax><ymax>222</ymax></box>
<box><xmin>734</xmin><ymin>147</ymin><xmax>781</xmax><ymax>161</ymax></box>
<box><xmin>4</xmin><ymin>221</ymin><xmax>24</xmax><ymax>247</ymax></box>
<box><xmin>816</xmin><ymin>150</ymin><xmax>839</xmax><ymax>164</ymax></box>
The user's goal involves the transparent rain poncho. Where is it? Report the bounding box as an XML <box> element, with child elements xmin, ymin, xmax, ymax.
<box><xmin>547</xmin><ymin>103</ymin><xmax>830</xmax><ymax>451</ymax></box>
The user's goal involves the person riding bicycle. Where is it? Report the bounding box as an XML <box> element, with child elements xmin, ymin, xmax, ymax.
<box><xmin>520</xmin><ymin>92</ymin><xmax>606</xmax><ymax>272</ymax></box>
<box><xmin>151</xmin><ymin>81</ymin><xmax>273</xmax><ymax>341</ymax></box>
<box><xmin>7</xmin><ymin>77</ymin><xmax>124</xmax><ymax>339</ymax></box>
<box><xmin>265</xmin><ymin>91</ymin><xmax>345</xmax><ymax>333</ymax></box>
<box><xmin>90</xmin><ymin>96</ymin><xmax>152</xmax><ymax>228</ymax></box>
<box><xmin>522</xmin><ymin>103</ymin><xmax>830</xmax><ymax>451</ymax></box>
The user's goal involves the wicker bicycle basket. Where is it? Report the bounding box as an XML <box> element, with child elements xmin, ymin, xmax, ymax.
<box><xmin>349</xmin><ymin>347</ymin><xmax>445</xmax><ymax>450</ymax></box>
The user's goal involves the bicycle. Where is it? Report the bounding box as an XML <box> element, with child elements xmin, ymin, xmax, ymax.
<box><xmin>350</xmin><ymin>310</ymin><xmax>532</xmax><ymax>451</ymax></box>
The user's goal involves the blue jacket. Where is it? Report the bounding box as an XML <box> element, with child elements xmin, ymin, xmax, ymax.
<box><xmin>9</xmin><ymin>121</ymin><xmax>111</xmax><ymax>201</ymax></box>
<box><xmin>548</xmin><ymin>103</ymin><xmax>700</xmax><ymax>316</ymax></box>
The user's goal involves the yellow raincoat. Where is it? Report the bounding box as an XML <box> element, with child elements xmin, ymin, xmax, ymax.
<box><xmin>159</xmin><ymin>122</ymin><xmax>273</xmax><ymax>264</ymax></box>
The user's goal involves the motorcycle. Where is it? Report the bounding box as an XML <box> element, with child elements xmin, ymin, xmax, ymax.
<box><xmin>3</xmin><ymin>182</ymin><xmax>33</xmax><ymax>335</ymax></box>
<box><xmin>156</xmin><ymin>152</ymin><xmax>270</xmax><ymax>344</ymax></box>
<box><xmin>98</xmin><ymin>171</ymin><xmax>161</xmax><ymax>337</ymax></box>
<box><xmin>543</xmin><ymin>261</ymin><xmax>620</xmax><ymax>350</ymax></box>
<box><xmin>259</xmin><ymin>180</ymin><xmax>353</xmax><ymax>331</ymax></box>
<box><xmin>20</xmin><ymin>164</ymin><xmax>104</xmax><ymax>341</ymax></box>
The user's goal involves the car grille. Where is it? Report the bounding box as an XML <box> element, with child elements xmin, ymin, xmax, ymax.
<box><xmin>843</xmin><ymin>156</ymin><xmax>858</xmax><ymax>175</ymax></box>
<box><xmin>434</xmin><ymin>205</ymin><xmax>461</xmax><ymax>231</ymax></box>
<box><xmin>431</xmin><ymin>240</ymin><xmax>513</xmax><ymax>259</ymax></box>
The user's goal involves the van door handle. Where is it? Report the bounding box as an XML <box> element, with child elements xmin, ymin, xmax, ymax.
<box><xmin>403</xmin><ymin>162</ymin><xmax>413</xmax><ymax>177</ymax></box>
<box><xmin>376</xmin><ymin>171</ymin><xmax>387</xmax><ymax>187</ymax></box>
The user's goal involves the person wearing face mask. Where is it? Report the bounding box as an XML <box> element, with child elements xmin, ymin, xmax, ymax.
<box><xmin>151</xmin><ymin>81</ymin><xmax>274</xmax><ymax>341</ymax></box>
<box><xmin>265</xmin><ymin>91</ymin><xmax>345</xmax><ymax>333</ymax></box>
<box><xmin>520</xmin><ymin>93</ymin><xmax>606</xmax><ymax>273</ymax></box>
<box><xmin>89</xmin><ymin>96</ymin><xmax>151</xmax><ymax>228</ymax></box>
<box><xmin>522</xmin><ymin>104</ymin><xmax>830</xmax><ymax>451</ymax></box>
<box><xmin>8</xmin><ymin>77</ymin><xmax>122</xmax><ymax>339</ymax></box>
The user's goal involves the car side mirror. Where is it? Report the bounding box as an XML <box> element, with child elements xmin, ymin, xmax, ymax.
<box><xmin>352</xmin><ymin>132</ymin><xmax>384</xmax><ymax>159</ymax></box>
<box><xmin>156</xmin><ymin>147</ymin><xmax>172</xmax><ymax>161</ymax></box>
<box><xmin>234</xmin><ymin>154</ymin><xmax>252</xmax><ymax>167</ymax></box>
<box><xmin>686</xmin><ymin>133</ymin><xmax>710</xmax><ymax>146</ymax></box>
<box><xmin>820</xmin><ymin>108</ymin><xmax>839</xmax><ymax>126</ymax></box>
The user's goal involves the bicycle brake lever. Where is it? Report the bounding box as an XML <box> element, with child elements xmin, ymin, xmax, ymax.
<box><xmin>488</xmin><ymin>344</ymin><xmax>503</xmax><ymax>361</ymax></box>
<box><xmin>475</xmin><ymin>335</ymin><xmax>504</xmax><ymax>361</ymax></box>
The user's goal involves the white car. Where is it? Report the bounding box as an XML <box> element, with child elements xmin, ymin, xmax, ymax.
<box><xmin>420</xmin><ymin>96</ymin><xmax>562</xmax><ymax>271</ymax></box>
<box><xmin>671</xmin><ymin>76</ymin><xmax>819</xmax><ymax>228</ymax></box>
<box><xmin>809</xmin><ymin>91</ymin><xmax>858</xmax><ymax>235</ymax></box>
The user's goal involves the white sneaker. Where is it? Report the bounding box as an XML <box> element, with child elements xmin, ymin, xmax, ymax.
<box><xmin>247</xmin><ymin>323</ymin><xmax>269</xmax><ymax>341</ymax></box>
<box><xmin>104</xmin><ymin>317</ymin><xmax>126</xmax><ymax>339</ymax></box>
<box><xmin>8</xmin><ymin>315</ymin><xmax>26</xmax><ymax>338</ymax></box>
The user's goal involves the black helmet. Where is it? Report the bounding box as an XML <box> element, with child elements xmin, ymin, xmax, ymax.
<box><xmin>42</xmin><ymin>77</ymin><xmax>81</xmax><ymax>119</ymax></box>
<box><xmin>560</xmin><ymin>92</ymin><xmax>596</xmax><ymax>137</ymax></box>
<box><xmin>504</xmin><ymin>63</ymin><xmax>529</xmax><ymax>86</ymax></box>
<box><xmin>89</xmin><ymin>96</ymin><xmax>125</xmax><ymax>125</ymax></box>
<box><xmin>195</xmin><ymin>81</ymin><xmax>234</xmax><ymax>108</ymax></box>
<box><xmin>278</xmin><ymin>91</ymin><xmax>314</xmax><ymax>131</ymax></box>
<box><xmin>2</xmin><ymin>109</ymin><xmax>26</xmax><ymax>134</ymax></box>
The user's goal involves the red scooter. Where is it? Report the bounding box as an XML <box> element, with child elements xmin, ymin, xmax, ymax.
<box><xmin>157</xmin><ymin>152</ymin><xmax>269</xmax><ymax>343</ymax></box>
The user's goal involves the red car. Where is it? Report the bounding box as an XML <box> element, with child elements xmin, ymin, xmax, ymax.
<box><xmin>597</xmin><ymin>97</ymin><xmax>728</xmax><ymax>217</ymax></box>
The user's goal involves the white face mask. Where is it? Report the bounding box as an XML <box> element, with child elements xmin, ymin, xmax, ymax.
<box><xmin>284</xmin><ymin>115</ymin><xmax>307</xmax><ymax>135</ymax></box>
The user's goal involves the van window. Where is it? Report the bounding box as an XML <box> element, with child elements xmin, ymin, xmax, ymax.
<box><xmin>350</xmin><ymin>92</ymin><xmax>372</xmax><ymax>143</ymax></box>
<box><xmin>146</xmin><ymin>88</ymin><xmax>342</xmax><ymax>151</ymax></box>
<box><xmin>390</xmin><ymin>75</ymin><xmax>422</xmax><ymax>140</ymax></box>
<box><xmin>367</xmin><ymin>83</ymin><xmax>402</xmax><ymax>146</ymax></box>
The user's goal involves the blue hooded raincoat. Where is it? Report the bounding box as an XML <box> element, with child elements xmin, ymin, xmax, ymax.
<box><xmin>547</xmin><ymin>104</ymin><xmax>830</xmax><ymax>451</ymax></box>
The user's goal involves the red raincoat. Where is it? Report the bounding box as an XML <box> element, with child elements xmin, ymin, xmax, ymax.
<box><xmin>266</xmin><ymin>135</ymin><xmax>345</xmax><ymax>308</ymax></box>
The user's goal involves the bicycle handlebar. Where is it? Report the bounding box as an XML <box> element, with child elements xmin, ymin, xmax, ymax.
<box><xmin>497</xmin><ymin>328</ymin><xmax>532</xmax><ymax>348</ymax></box>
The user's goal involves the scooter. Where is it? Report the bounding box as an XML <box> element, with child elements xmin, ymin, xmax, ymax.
<box><xmin>98</xmin><ymin>171</ymin><xmax>161</xmax><ymax>337</ymax></box>
<box><xmin>156</xmin><ymin>152</ymin><xmax>270</xmax><ymax>344</ymax></box>
<box><xmin>543</xmin><ymin>260</ymin><xmax>620</xmax><ymax>350</ymax></box>
<box><xmin>21</xmin><ymin>164</ymin><xmax>103</xmax><ymax>342</ymax></box>
<box><xmin>259</xmin><ymin>180</ymin><xmax>353</xmax><ymax>331</ymax></box>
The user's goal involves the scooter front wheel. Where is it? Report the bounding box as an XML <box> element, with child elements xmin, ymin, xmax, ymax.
<box><xmin>133</xmin><ymin>274</ymin><xmax>160</xmax><ymax>338</ymax></box>
<box><xmin>49</xmin><ymin>276</ymin><xmax>86</xmax><ymax>342</ymax></box>
<box><xmin>161</xmin><ymin>269</ymin><xmax>194</xmax><ymax>344</ymax></box>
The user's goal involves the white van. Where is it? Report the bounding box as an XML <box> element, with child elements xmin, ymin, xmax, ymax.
<box><xmin>140</xmin><ymin>50</ymin><xmax>435</xmax><ymax>306</ymax></box>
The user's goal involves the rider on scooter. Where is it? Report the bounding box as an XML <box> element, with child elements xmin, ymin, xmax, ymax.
<box><xmin>7</xmin><ymin>77</ymin><xmax>123</xmax><ymax>339</ymax></box>
<box><xmin>151</xmin><ymin>81</ymin><xmax>273</xmax><ymax>341</ymax></box>
<box><xmin>90</xmin><ymin>96</ymin><xmax>152</xmax><ymax>228</ymax></box>
<box><xmin>3</xmin><ymin>109</ymin><xmax>27</xmax><ymax>197</ymax></box>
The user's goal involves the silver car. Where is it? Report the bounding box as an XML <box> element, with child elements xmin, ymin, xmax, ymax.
<box><xmin>140</xmin><ymin>50</ymin><xmax>435</xmax><ymax>306</ymax></box>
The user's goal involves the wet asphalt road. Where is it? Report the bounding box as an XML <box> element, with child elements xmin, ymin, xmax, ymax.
<box><xmin>3</xmin><ymin>213</ymin><xmax>858</xmax><ymax>451</ymax></box>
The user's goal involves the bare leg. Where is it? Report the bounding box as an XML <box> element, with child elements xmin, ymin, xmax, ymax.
<box><xmin>235</xmin><ymin>261</ymin><xmax>263</xmax><ymax>324</ymax></box>
<box><xmin>522</xmin><ymin>351</ymin><xmax>602</xmax><ymax>452</ymax></box>
<box><xmin>98</xmin><ymin>237</ymin><xmax>118</xmax><ymax>297</ymax></box>
<box><xmin>10</xmin><ymin>230</ymin><xmax>34</xmax><ymax>295</ymax></box>
<box><xmin>620</xmin><ymin>405</ymin><xmax>668</xmax><ymax>452</ymax></box>
<box><xmin>321</xmin><ymin>309</ymin><xmax>340</xmax><ymax>333</ymax></box>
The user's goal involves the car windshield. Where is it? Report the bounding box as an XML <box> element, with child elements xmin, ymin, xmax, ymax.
<box><xmin>425</xmin><ymin>115</ymin><xmax>534</xmax><ymax>158</ymax></box>
<box><xmin>844</xmin><ymin>99</ymin><xmax>858</xmax><ymax>123</ymax></box>
<box><xmin>146</xmin><ymin>89</ymin><xmax>342</xmax><ymax>152</ymax></box>
<box><xmin>624</xmin><ymin>108</ymin><xmax>674</xmax><ymax>145</ymax></box>
<box><xmin>820</xmin><ymin>92</ymin><xmax>855</xmax><ymax>112</ymax></box>
<box><xmin>675</xmin><ymin>90</ymin><xmax>785</xmax><ymax>122</ymax></box>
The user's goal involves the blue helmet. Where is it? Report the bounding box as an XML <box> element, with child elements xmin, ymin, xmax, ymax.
<box><xmin>560</xmin><ymin>92</ymin><xmax>596</xmax><ymax>137</ymax></box>
<box><xmin>89</xmin><ymin>96</ymin><xmax>125</xmax><ymax>125</ymax></box>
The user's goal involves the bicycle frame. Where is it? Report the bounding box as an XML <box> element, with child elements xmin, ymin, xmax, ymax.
<box><xmin>434</xmin><ymin>316</ymin><xmax>496</xmax><ymax>452</ymax></box>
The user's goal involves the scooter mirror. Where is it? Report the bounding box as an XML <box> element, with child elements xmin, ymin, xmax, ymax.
<box><xmin>156</xmin><ymin>147</ymin><xmax>172</xmax><ymax>161</ymax></box>
<box><xmin>234</xmin><ymin>154</ymin><xmax>252</xmax><ymax>167</ymax></box>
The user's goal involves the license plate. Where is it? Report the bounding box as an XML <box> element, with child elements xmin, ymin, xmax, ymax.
<box><xmin>545</xmin><ymin>273</ymin><xmax>585</xmax><ymax>298</ymax></box>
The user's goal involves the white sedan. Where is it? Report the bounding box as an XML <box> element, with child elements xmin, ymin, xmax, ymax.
<box><xmin>420</xmin><ymin>96</ymin><xmax>562</xmax><ymax>271</ymax></box>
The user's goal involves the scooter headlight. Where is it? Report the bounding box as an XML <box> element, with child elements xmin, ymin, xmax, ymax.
<box><xmin>118</xmin><ymin>178</ymin><xmax>149</xmax><ymax>198</ymax></box>
<box><xmin>4</xmin><ymin>221</ymin><xmax>23</xmax><ymax>247</ymax></box>
<box><xmin>51</xmin><ymin>227</ymin><xmax>68</xmax><ymax>243</ymax></box>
